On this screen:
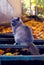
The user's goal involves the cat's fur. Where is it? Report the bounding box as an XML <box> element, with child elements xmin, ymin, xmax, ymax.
<box><xmin>11</xmin><ymin>17</ymin><xmax>40</xmax><ymax>55</ymax></box>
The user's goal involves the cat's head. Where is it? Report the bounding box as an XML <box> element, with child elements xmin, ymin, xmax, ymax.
<box><xmin>11</xmin><ymin>17</ymin><xmax>22</xmax><ymax>26</ymax></box>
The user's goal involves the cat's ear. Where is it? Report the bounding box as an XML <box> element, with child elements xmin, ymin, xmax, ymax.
<box><xmin>17</xmin><ymin>17</ymin><xmax>20</xmax><ymax>21</ymax></box>
<box><xmin>12</xmin><ymin>18</ymin><xmax>15</xmax><ymax>22</ymax></box>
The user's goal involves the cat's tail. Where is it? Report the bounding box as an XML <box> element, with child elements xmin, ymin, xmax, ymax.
<box><xmin>28</xmin><ymin>43</ymin><xmax>40</xmax><ymax>55</ymax></box>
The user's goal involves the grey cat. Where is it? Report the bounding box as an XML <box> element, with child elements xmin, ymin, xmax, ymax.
<box><xmin>11</xmin><ymin>17</ymin><xmax>40</xmax><ymax>55</ymax></box>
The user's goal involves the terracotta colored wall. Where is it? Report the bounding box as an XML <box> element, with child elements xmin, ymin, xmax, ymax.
<box><xmin>8</xmin><ymin>0</ymin><xmax>22</xmax><ymax>17</ymax></box>
<box><xmin>0</xmin><ymin>0</ymin><xmax>22</xmax><ymax>23</ymax></box>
